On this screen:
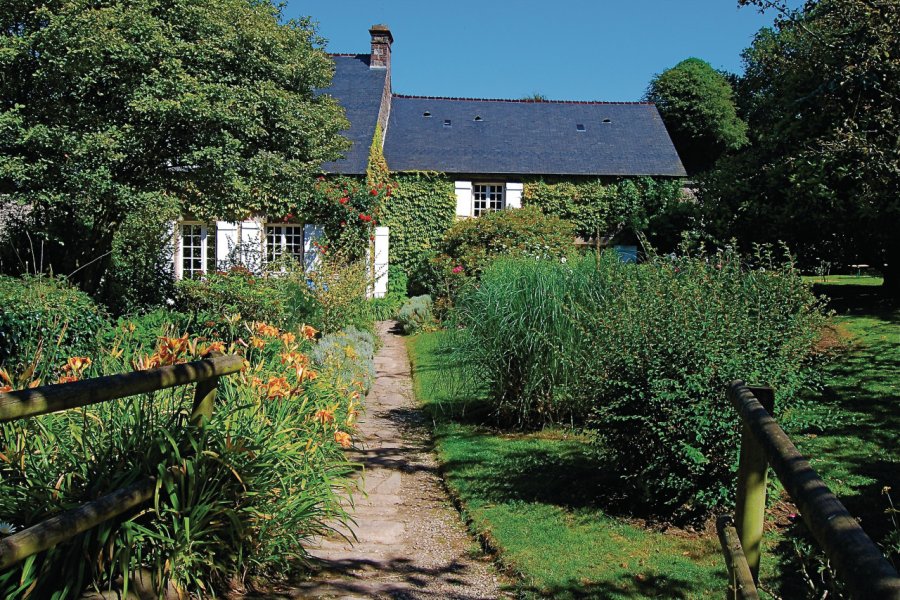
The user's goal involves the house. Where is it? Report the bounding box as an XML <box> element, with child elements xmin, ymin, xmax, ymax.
<box><xmin>173</xmin><ymin>25</ymin><xmax>685</xmax><ymax>292</ymax></box>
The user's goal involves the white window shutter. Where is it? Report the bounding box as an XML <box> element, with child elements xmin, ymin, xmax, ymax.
<box><xmin>455</xmin><ymin>180</ymin><xmax>473</xmax><ymax>218</ymax></box>
<box><xmin>505</xmin><ymin>182</ymin><xmax>523</xmax><ymax>209</ymax></box>
<box><xmin>216</xmin><ymin>221</ymin><xmax>239</xmax><ymax>268</ymax></box>
<box><xmin>372</xmin><ymin>226</ymin><xmax>390</xmax><ymax>299</ymax></box>
<box><xmin>303</xmin><ymin>224</ymin><xmax>325</xmax><ymax>272</ymax></box>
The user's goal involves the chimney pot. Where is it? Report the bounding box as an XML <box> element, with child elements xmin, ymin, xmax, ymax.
<box><xmin>369</xmin><ymin>24</ymin><xmax>393</xmax><ymax>69</ymax></box>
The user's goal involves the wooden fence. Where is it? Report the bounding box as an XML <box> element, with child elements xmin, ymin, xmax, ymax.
<box><xmin>718</xmin><ymin>381</ymin><xmax>900</xmax><ymax>599</ymax></box>
<box><xmin>0</xmin><ymin>354</ymin><xmax>243</xmax><ymax>571</ymax></box>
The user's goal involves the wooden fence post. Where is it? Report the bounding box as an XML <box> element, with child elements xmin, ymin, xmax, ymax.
<box><xmin>190</xmin><ymin>352</ymin><xmax>222</xmax><ymax>426</ymax></box>
<box><xmin>733</xmin><ymin>385</ymin><xmax>774</xmax><ymax>582</ymax></box>
<box><xmin>716</xmin><ymin>515</ymin><xmax>760</xmax><ymax>600</ymax></box>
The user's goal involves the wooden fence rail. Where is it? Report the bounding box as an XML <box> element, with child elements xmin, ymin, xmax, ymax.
<box><xmin>718</xmin><ymin>381</ymin><xmax>900</xmax><ymax>600</ymax></box>
<box><xmin>0</xmin><ymin>354</ymin><xmax>243</xmax><ymax>571</ymax></box>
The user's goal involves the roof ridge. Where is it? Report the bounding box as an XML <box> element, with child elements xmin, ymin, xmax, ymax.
<box><xmin>329</xmin><ymin>53</ymin><xmax>370</xmax><ymax>58</ymax></box>
<box><xmin>392</xmin><ymin>93</ymin><xmax>655</xmax><ymax>106</ymax></box>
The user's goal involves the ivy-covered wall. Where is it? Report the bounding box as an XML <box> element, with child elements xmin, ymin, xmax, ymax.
<box><xmin>379</xmin><ymin>172</ymin><xmax>456</xmax><ymax>283</ymax></box>
<box><xmin>522</xmin><ymin>177</ymin><xmax>685</xmax><ymax>241</ymax></box>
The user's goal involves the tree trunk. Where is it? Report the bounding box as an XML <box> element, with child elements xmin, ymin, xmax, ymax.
<box><xmin>882</xmin><ymin>248</ymin><xmax>900</xmax><ymax>300</ymax></box>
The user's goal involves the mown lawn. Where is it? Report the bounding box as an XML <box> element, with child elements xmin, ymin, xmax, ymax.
<box><xmin>407</xmin><ymin>282</ymin><xmax>899</xmax><ymax>599</ymax></box>
<box><xmin>408</xmin><ymin>332</ymin><xmax>725</xmax><ymax>599</ymax></box>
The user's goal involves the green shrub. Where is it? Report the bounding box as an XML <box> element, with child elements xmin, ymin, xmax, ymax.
<box><xmin>398</xmin><ymin>295</ymin><xmax>434</xmax><ymax>335</ymax></box>
<box><xmin>304</xmin><ymin>251</ymin><xmax>372</xmax><ymax>334</ymax></box>
<box><xmin>0</xmin><ymin>275</ymin><xmax>108</xmax><ymax>368</ymax></box>
<box><xmin>435</xmin><ymin>205</ymin><xmax>574</xmax><ymax>278</ymax></box>
<box><xmin>98</xmin><ymin>196</ymin><xmax>180</xmax><ymax>315</ymax></box>
<box><xmin>450</xmin><ymin>250</ymin><xmax>827</xmax><ymax>515</ymax></box>
<box><xmin>174</xmin><ymin>267</ymin><xmax>316</xmax><ymax>334</ymax></box>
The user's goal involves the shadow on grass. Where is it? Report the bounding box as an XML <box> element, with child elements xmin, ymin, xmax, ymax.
<box><xmin>811</xmin><ymin>282</ymin><xmax>897</xmax><ymax>314</ymax></box>
<box><xmin>515</xmin><ymin>572</ymin><xmax>702</xmax><ymax>600</ymax></box>
<box><xmin>435</xmin><ymin>427</ymin><xmax>618</xmax><ymax>511</ymax></box>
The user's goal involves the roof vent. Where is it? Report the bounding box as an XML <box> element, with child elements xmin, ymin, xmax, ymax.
<box><xmin>602</xmin><ymin>118</ymin><xmax>612</xmax><ymax>124</ymax></box>
<box><xmin>576</xmin><ymin>124</ymin><xmax>586</xmax><ymax>131</ymax></box>
<box><xmin>423</xmin><ymin>111</ymin><xmax>431</xmax><ymax>117</ymax></box>
<box><xmin>474</xmin><ymin>115</ymin><xmax>483</xmax><ymax>122</ymax></box>
<box><xmin>443</xmin><ymin>119</ymin><xmax>452</xmax><ymax>127</ymax></box>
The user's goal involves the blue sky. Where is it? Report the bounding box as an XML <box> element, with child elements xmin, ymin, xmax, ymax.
<box><xmin>285</xmin><ymin>1</ymin><xmax>795</xmax><ymax>102</ymax></box>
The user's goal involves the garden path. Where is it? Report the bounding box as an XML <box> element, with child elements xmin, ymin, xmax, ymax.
<box><xmin>292</xmin><ymin>321</ymin><xmax>508</xmax><ymax>599</ymax></box>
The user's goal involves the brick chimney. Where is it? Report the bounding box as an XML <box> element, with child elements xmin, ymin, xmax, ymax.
<box><xmin>369</xmin><ymin>24</ymin><xmax>393</xmax><ymax>69</ymax></box>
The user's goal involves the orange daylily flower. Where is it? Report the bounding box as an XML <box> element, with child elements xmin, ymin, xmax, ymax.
<box><xmin>132</xmin><ymin>353</ymin><xmax>161</xmax><ymax>371</ymax></box>
<box><xmin>315</xmin><ymin>409</ymin><xmax>335</xmax><ymax>424</ymax></box>
<box><xmin>280</xmin><ymin>351</ymin><xmax>308</xmax><ymax>368</ymax></box>
<box><xmin>265</xmin><ymin>376</ymin><xmax>291</xmax><ymax>399</ymax></box>
<box><xmin>334</xmin><ymin>431</ymin><xmax>352</xmax><ymax>449</ymax></box>
<box><xmin>201</xmin><ymin>341</ymin><xmax>226</xmax><ymax>355</ymax></box>
<box><xmin>57</xmin><ymin>375</ymin><xmax>79</xmax><ymax>384</ymax></box>
<box><xmin>301</xmin><ymin>324</ymin><xmax>318</xmax><ymax>340</ymax></box>
<box><xmin>62</xmin><ymin>356</ymin><xmax>92</xmax><ymax>376</ymax></box>
<box><xmin>303</xmin><ymin>370</ymin><xmax>318</xmax><ymax>382</ymax></box>
<box><xmin>280</xmin><ymin>332</ymin><xmax>296</xmax><ymax>345</ymax></box>
<box><xmin>255</xmin><ymin>322</ymin><xmax>279</xmax><ymax>338</ymax></box>
<box><xmin>0</xmin><ymin>385</ymin><xmax>11</xmax><ymax>393</ymax></box>
<box><xmin>156</xmin><ymin>335</ymin><xmax>189</xmax><ymax>365</ymax></box>
<box><xmin>250</xmin><ymin>336</ymin><xmax>266</xmax><ymax>349</ymax></box>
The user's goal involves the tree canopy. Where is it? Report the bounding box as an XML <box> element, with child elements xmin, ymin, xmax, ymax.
<box><xmin>702</xmin><ymin>0</ymin><xmax>900</xmax><ymax>294</ymax></box>
<box><xmin>645</xmin><ymin>57</ymin><xmax>748</xmax><ymax>175</ymax></box>
<box><xmin>0</xmin><ymin>0</ymin><xmax>349</xmax><ymax>289</ymax></box>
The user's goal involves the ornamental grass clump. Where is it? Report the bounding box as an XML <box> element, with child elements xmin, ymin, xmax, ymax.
<box><xmin>450</xmin><ymin>249</ymin><xmax>827</xmax><ymax>515</ymax></box>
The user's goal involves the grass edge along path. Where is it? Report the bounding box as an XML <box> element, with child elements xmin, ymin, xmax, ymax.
<box><xmin>406</xmin><ymin>332</ymin><xmax>726</xmax><ymax>600</ymax></box>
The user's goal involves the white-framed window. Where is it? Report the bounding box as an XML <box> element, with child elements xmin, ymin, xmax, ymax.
<box><xmin>177</xmin><ymin>222</ymin><xmax>216</xmax><ymax>279</ymax></box>
<box><xmin>265</xmin><ymin>224</ymin><xmax>304</xmax><ymax>267</ymax></box>
<box><xmin>472</xmin><ymin>183</ymin><xmax>505</xmax><ymax>217</ymax></box>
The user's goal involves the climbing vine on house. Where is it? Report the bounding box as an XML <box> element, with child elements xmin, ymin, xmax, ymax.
<box><xmin>379</xmin><ymin>172</ymin><xmax>456</xmax><ymax>290</ymax></box>
<box><xmin>366</xmin><ymin>124</ymin><xmax>390</xmax><ymax>187</ymax></box>
<box><xmin>301</xmin><ymin>176</ymin><xmax>390</xmax><ymax>259</ymax></box>
<box><xmin>523</xmin><ymin>177</ymin><xmax>685</xmax><ymax>243</ymax></box>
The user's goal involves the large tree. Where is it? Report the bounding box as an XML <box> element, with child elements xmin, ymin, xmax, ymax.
<box><xmin>0</xmin><ymin>0</ymin><xmax>349</xmax><ymax>289</ymax></box>
<box><xmin>645</xmin><ymin>58</ymin><xmax>748</xmax><ymax>174</ymax></box>
<box><xmin>702</xmin><ymin>0</ymin><xmax>900</xmax><ymax>295</ymax></box>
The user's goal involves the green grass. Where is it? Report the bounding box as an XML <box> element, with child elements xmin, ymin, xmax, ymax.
<box><xmin>408</xmin><ymin>332</ymin><xmax>725</xmax><ymax>599</ymax></box>
<box><xmin>801</xmin><ymin>274</ymin><xmax>883</xmax><ymax>286</ymax></box>
<box><xmin>408</xmin><ymin>295</ymin><xmax>899</xmax><ymax>599</ymax></box>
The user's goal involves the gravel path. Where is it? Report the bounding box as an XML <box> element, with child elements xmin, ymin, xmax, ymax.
<box><xmin>291</xmin><ymin>322</ymin><xmax>508</xmax><ymax>599</ymax></box>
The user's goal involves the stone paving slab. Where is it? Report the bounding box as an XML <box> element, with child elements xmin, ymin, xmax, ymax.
<box><xmin>290</xmin><ymin>322</ymin><xmax>508</xmax><ymax>599</ymax></box>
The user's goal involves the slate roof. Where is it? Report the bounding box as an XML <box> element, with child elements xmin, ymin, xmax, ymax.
<box><xmin>383</xmin><ymin>96</ymin><xmax>686</xmax><ymax>177</ymax></box>
<box><xmin>319</xmin><ymin>55</ymin><xmax>387</xmax><ymax>174</ymax></box>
